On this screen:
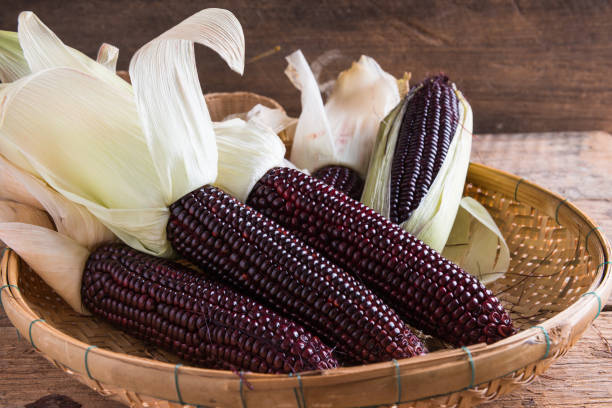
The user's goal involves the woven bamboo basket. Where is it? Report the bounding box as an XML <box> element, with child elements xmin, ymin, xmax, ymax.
<box><xmin>1</xmin><ymin>92</ymin><xmax>611</xmax><ymax>408</ymax></box>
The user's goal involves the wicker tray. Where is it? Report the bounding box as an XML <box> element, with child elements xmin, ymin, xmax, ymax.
<box><xmin>1</xmin><ymin>93</ymin><xmax>611</xmax><ymax>408</ymax></box>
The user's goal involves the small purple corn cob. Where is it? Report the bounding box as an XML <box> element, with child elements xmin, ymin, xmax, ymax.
<box><xmin>247</xmin><ymin>167</ymin><xmax>515</xmax><ymax>346</ymax></box>
<box><xmin>82</xmin><ymin>243</ymin><xmax>338</xmax><ymax>373</ymax></box>
<box><xmin>312</xmin><ymin>165</ymin><xmax>364</xmax><ymax>200</ymax></box>
<box><xmin>167</xmin><ymin>185</ymin><xmax>426</xmax><ymax>364</ymax></box>
<box><xmin>390</xmin><ymin>75</ymin><xmax>459</xmax><ymax>224</ymax></box>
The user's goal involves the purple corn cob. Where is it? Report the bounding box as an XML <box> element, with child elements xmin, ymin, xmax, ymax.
<box><xmin>390</xmin><ymin>75</ymin><xmax>459</xmax><ymax>224</ymax></box>
<box><xmin>312</xmin><ymin>165</ymin><xmax>364</xmax><ymax>200</ymax></box>
<box><xmin>247</xmin><ymin>167</ymin><xmax>516</xmax><ymax>346</ymax></box>
<box><xmin>167</xmin><ymin>185</ymin><xmax>426</xmax><ymax>364</ymax></box>
<box><xmin>82</xmin><ymin>243</ymin><xmax>338</xmax><ymax>373</ymax></box>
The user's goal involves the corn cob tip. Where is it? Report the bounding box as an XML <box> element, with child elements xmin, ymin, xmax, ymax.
<box><xmin>247</xmin><ymin>167</ymin><xmax>516</xmax><ymax>347</ymax></box>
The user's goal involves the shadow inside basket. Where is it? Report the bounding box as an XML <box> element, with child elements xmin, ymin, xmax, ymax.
<box><xmin>14</xmin><ymin>178</ymin><xmax>599</xmax><ymax>363</ymax></box>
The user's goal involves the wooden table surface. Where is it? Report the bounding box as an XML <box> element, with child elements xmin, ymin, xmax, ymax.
<box><xmin>1</xmin><ymin>131</ymin><xmax>611</xmax><ymax>407</ymax></box>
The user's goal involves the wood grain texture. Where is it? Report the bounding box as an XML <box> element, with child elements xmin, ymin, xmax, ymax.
<box><xmin>0</xmin><ymin>317</ymin><xmax>124</xmax><ymax>407</ymax></box>
<box><xmin>2</xmin><ymin>0</ymin><xmax>612</xmax><ymax>134</ymax></box>
<box><xmin>482</xmin><ymin>314</ymin><xmax>612</xmax><ymax>407</ymax></box>
<box><xmin>0</xmin><ymin>131</ymin><xmax>610</xmax><ymax>406</ymax></box>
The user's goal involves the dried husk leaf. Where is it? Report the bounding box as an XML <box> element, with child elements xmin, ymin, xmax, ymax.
<box><xmin>0</xmin><ymin>9</ymin><xmax>245</xmax><ymax>257</ymax></box>
<box><xmin>360</xmin><ymin>98</ymin><xmax>408</xmax><ymax>219</ymax></box>
<box><xmin>0</xmin><ymin>199</ymin><xmax>53</xmax><ymax>229</ymax></box>
<box><xmin>214</xmin><ymin>119</ymin><xmax>286</xmax><ymax>202</ymax></box>
<box><xmin>0</xmin><ymin>154</ymin><xmax>115</xmax><ymax>250</ymax></box>
<box><xmin>361</xmin><ymin>85</ymin><xmax>473</xmax><ymax>252</ymax></box>
<box><xmin>0</xmin><ymin>26</ymin><xmax>120</xmax><ymax>81</ymax></box>
<box><xmin>0</xmin><ymin>68</ymin><xmax>169</xmax><ymax>255</ymax></box>
<box><xmin>0</xmin><ymin>153</ymin><xmax>42</xmax><ymax>209</ymax></box>
<box><xmin>442</xmin><ymin>197</ymin><xmax>510</xmax><ymax>284</ymax></box>
<box><xmin>96</xmin><ymin>43</ymin><xmax>119</xmax><ymax>72</ymax></box>
<box><xmin>0</xmin><ymin>222</ymin><xmax>90</xmax><ymax>314</ymax></box>
<box><xmin>285</xmin><ymin>50</ymin><xmax>400</xmax><ymax>176</ymax></box>
<box><xmin>0</xmin><ymin>30</ymin><xmax>29</xmax><ymax>82</ymax></box>
<box><xmin>17</xmin><ymin>12</ymin><xmax>131</xmax><ymax>93</ymax></box>
<box><xmin>129</xmin><ymin>8</ymin><xmax>244</xmax><ymax>204</ymax></box>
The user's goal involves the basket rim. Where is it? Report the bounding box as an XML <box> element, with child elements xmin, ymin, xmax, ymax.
<box><xmin>1</xmin><ymin>162</ymin><xmax>610</xmax><ymax>406</ymax></box>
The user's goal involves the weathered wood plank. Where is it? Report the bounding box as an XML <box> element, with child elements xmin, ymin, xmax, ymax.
<box><xmin>2</xmin><ymin>1</ymin><xmax>612</xmax><ymax>134</ymax></box>
<box><xmin>0</xmin><ymin>320</ymin><xmax>124</xmax><ymax>407</ymax></box>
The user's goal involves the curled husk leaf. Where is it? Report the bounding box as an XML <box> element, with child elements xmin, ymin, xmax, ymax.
<box><xmin>0</xmin><ymin>221</ymin><xmax>90</xmax><ymax>314</ymax></box>
<box><xmin>285</xmin><ymin>50</ymin><xmax>400</xmax><ymax>177</ymax></box>
<box><xmin>442</xmin><ymin>197</ymin><xmax>510</xmax><ymax>284</ymax></box>
<box><xmin>361</xmin><ymin>85</ymin><xmax>473</xmax><ymax>252</ymax></box>
<box><xmin>0</xmin><ymin>9</ymin><xmax>245</xmax><ymax>257</ymax></box>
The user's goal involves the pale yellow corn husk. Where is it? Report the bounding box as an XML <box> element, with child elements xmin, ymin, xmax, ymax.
<box><xmin>0</xmin><ymin>154</ymin><xmax>115</xmax><ymax>250</ymax></box>
<box><xmin>0</xmin><ymin>154</ymin><xmax>42</xmax><ymax>210</ymax></box>
<box><xmin>214</xmin><ymin>118</ymin><xmax>287</xmax><ymax>202</ymax></box>
<box><xmin>0</xmin><ymin>200</ymin><xmax>53</xmax><ymax>229</ymax></box>
<box><xmin>0</xmin><ymin>27</ymin><xmax>119</xmax><ymax>81</ymax></box>
<box><xmin>0</xmin><ymin>222</ymin><xmax>90</xmax><ymax>314</ymax></box>
<box><xmin>0</xmin><ymin>9</ymin><xmax>245</xmax><ymax>257</ymax></box>
<box><xmin>442</xmin><ymin>197</ymin><xmax>510</xmax><ymax>284</ymax></box>
<box><xmin>0</xmin><ymin>156</ymin><xmax>115</xmax><ymax>314</ymax></box>
<box><xmin>0</xmin><ymin>30</ymin><xmax>29</xmax><ymax>82</ymax></box>
<box><xmin>96</xmin><ymin>43</ymin><xmax>119</xmax><ymax>72</ymax></box>
<box><xmin>361</xmin><ymin>85</ymin><xmax>473</xmax><ymax>252</ymax></box>
<box><xmin>285</xmin><ymin>50</ymin><xmax>400</xmax><ymax>177</ymax></box>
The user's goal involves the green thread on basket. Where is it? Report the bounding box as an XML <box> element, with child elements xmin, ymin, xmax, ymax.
<box><xmin>28</xmin><ymin>318</ymin><xmax>45</xmax><ymax>349</ymax></box>
<box><xmin>585</xmin><ymin>226</ymin><xmax>601</xmax><ymax>252</ymax></box>
<box><xmin>533</xmin><ymin>326</ymin><xmax>550</xmax><ymax>359</ymax></box>
<box><xmin>392</xmin><ymin>359</ymin><xmax>402</xmax><ymax>404</ymax></box>
<box><xmin>84</xmin><ymin>345</ymin><xmax>98</xmax><ymax>380</ymax></box>
<box><xmin>288</xmin><ymin>373</ymin><xmax>303</xmax><ymax>408</ymax></box>
<box><xmin>555</xmin><ymin>198</ymin><xmax>568</xmax><ymax>225</ymax></box>
<box><xmin>174</xmin><ymin>363</ymin><xmax>184</xmax><ymax>405</ymax></box>
<box><xmin>0</xmin><ymin>284</ymin><xmax>19</xmax><ymax>311</ymax></box>
<box><xmin>581</xmin><ymin>291</ymin><xmax>603</xmax><ymax>320</ymax></box>
<box><xmin>514</xmin><ymin>178</ymin><xmax>524</xmax><ymax>202</ymax></box>
<box><xmin>239</xmin><ymin>372</ymin><xmax>247</xmax><ymax>408</ymax></box>
<box><xmin>289</xmin><ymin>373</ymin><xmax>305</xmax><ymax>408</ymax></box>
<box><xmin>0</xmin><ymin>284</ymin><xmax>18</xmax><ymax>291</ymax></box>
<box><xmin>461</xmin><ymin>346</ymin><xmax>475</xmax><ymax>389</ymax></box>
<box><xmin>597</xmin><ymin>261</ymin><xmax>612</xmax><ymax>271</ymax></box>
<box><xmin>296</xmin><ymin>373</ymin><xmax>305</xmax><ymax>408</ymax></box>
